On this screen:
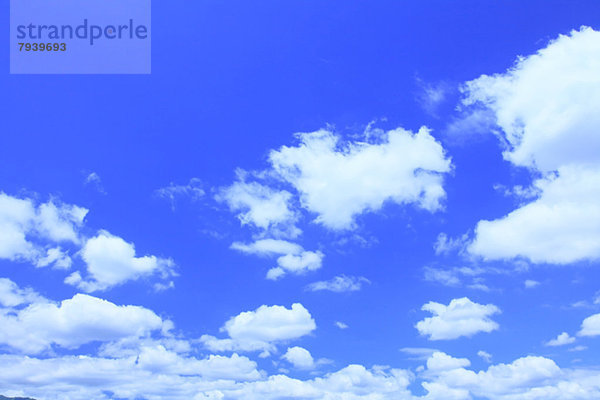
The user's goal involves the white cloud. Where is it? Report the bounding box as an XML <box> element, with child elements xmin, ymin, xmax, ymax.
<box><xmin>0</xmin><ymin>278</ymin><xmax>45</xmax><ymax>307</ymax></box>
<box><xmin>400</xmin><ymin>347</ymin><xmax>439</xmax><ymax>361</ymax></box>
<box><xmin>416</xmin><ymin>79</ymin><xmax>450</xmax><ymax>117</ymax></box>
<box><xmin>423</xmin><ymin>266</ymin><xmax>490</xmax><ymax>291</ymax></box>
<box><xmin>282</xmin><ymin>346</ymin><xmax>315</xmax><ymax>370</ymax></box>
<box><xmin>469</xmin><ymin>166</ymin><xmax>600</xmax><ymax>264</ymax></box>
<box><xmin>156</xmin><ymin>178</ymin><xmax>204</xmax><ymax>210</ymax></box>
<box><xmin>433</xmin><ymin>233</ymin><xmax>468</xmax><ymax>255</ymax></box>
<box><xmin>525</xmin><ymin>279</ymin><xmax>540</xmax><ymax>289</ymax></box>
<box><xmin>272</xmin><ymin>251</ymin><xmax>323</xmax><ymax>279</ymax></box>
<box><xmin>545</xmin><ymin>332</ymin><xmax>576</xmax><ymax>347</ymax></box>
<box><xmin>426</xmin><ymin>352</ymin><xmax>470</xmax><ymax>372</ymax></box>
<box><xmin>421</xmin><ymin>354</ymin><xmax>590</xmax><ymax>400</ymax></box>
<box><xmin>231</xmin><ymin>239</ymin><xmax>303</xmax><ymax>256</ymax></box>
<box><xmin>462</xmin><ymin>28</ymin><xmax>600</xmax><ymax>172</ymax></box>
<box><xmin>3</xmin><ymin>345</ymin><xmax>600</xmax><ymax>400</ymax></box>
<box><xmin>423</xmin><ymin>267</ymin><xmax>461</xmax><ymax>287</ymax></box>
<box><xmin>334</xmin><ymin>321</ymin><xmax>349</xmax><ymax>330</ymax></box>
<box><xmin>65</xmin><ymin>231</ymin><xmax>175</xmax><ymax>292</ymax></box>
<box><xmin>231</xmin><ymin>239</ymin><xmax>323</xmax><ymax>280</ymax></box>
<box><xmin>84</xmin><ymin>172</ymin><xmax>106</xmax><ymax>194</ymax></box>
<box><xmin>416</xmin><ymin>297</ymin><xmax>500</xmax><ymax>340</ymax></box>
<box><xmin>216</xmin><ymin>178</ymin><xmax>298</xmax><ymax>236</ymax></box>
<box><xmin>0</xmin><ymin>289</ymin><xmax>166</xmax><ymax>354</ymax></box>
<box><xmin>200</xmin><ymin>303</ymin><xmax>316</xmax><ymax>355</ymax></box>
<box><xmin>268</xmin><ymin>126</ymin><xmax>451</xmax><ymax>230</ymax></box>
<box><xmin>0</xmin><ymin>193</ymin><xmax>87</xmax><ymax>265</ymax></box>
<box><xmin>578</xmin><ymin>313</ymin><xmax>600</xmax><ymax>337</ymax></box>
<box><xmin>305</xmin><ymin>275</ymin><xmax>369</xmax><ymax>292</ymax></box>
<box><xmin>477</xmin><ymin>350</ymin><xmax>492</xmax><ymax>363</ymax></box>
<box><xmin>462</xmin><ymin>28</ymin><xmax>600</xmax><ymax>265</ymax></box>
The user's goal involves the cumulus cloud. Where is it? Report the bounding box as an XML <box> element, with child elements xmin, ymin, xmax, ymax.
<box><xmin>2</xmin><ymin>342</ymin><xmax>600</xmax><ymax>400</ymax></box>
<box><xmin>65</xmin><ymin>231</ymin><xmax>175</xmax><ymax>292</ymax></box>
<box><xmin>200</xmin><ymin>303</ymin><xmax>316</xmax><ymax>355</ymax></box>
<box><xmin>231</xmin><ymin>239</ymin><xmax>323</xmax><ymax>280</ymax></box>
<box><xmin>469</xmin><ymin>166</ymin><xmax>600</xmax><ymax>264</ymax></box>
<box><xmin>216</xmin><ymin>178</ymin><xmax>299</xmax><ymax>237</ymax></box>
<box><xmin>156</xmin><ymin>178</ymin><xmax>204</xmax><ymax>210</ymax></box>
<box><xmin>578</xmin><ymin>313</ymin><xmax>600</xmax><ymax>337</ymax></box>
<box><xmin>416</xmin><ymin>297</ymin><xmax>500</xmax><ymax>340</ymax></box>
<box><xmin>462</xmin><ymin>28</ymin><xmax>600</xmax><ymax>264</ymax></box>
<box><xmin>268</xmin><ymin>126</ymin><xmax>451</xmax><ymax>230</ymax></box>
<box><xmin>0</xmin><ymin>280</ymin><xmax>167</xmax><ymax>354</ymax></box>
<box><xmin>426</xmin><ymin>351</ymin><xmax>470</xmax><ymax>372</ymax></box>
<box><xmin>545</xmin><ymin>332</ymin><xmax>576</xmax><ymax>347</ymax></box>
<box><xmin>0</xmin><ymin>193</ymin><xmax>86</xmax><ymax>266</ymax></box>
<box><xmin>305</xmin><ymin>275</ymin><xmax>370</xmax><ymax>293</ymax></box>
<box><xmin>282</xmin><ymin>346</ymin><xmax>315</xmax><ymax>369</ymax></box>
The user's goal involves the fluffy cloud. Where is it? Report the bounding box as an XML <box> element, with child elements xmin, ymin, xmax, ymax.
<box><xmin>282</xmin><ymin>346</ymin><xmax>315</xmax><ymax>369</ymax></box>
<box><xmin>426</xmin><ymin>352</ymin><xmax>470</xmax><ymax>372</ymax></box>
<box><xmin>305</xmin><ymin>275</ymin><xmax>370</xmax><ymax>292</ymax></box>
<box><xmin>216</xmin><ymin>178</ymin><xmax>299</xmax><ymax>237</ymax></box>
<box><xmin>0</xmin><ymin>280</ymin><xmax>167</xmax><ymax>354</ymax></box>
<box><xmin>421</xmin><ymin>353</ymin><xmax>583</xmax><ymax>400</ymax></box>
<box><xmin>0</xmin><ymin>193</ymin><xmax>86</xmax><ymax>266</ymax></box>
<box><xmin>3</xmin><ymin>345</ymin><xmax>600</xmax><ymax>400</ymax></box>
<box><xmin>462</xmin><ymin>28</ymin><xmax>600</xmax><ymax>264</ymax></box>
<box><xmin>268</xmin><ymin>127</ymin><xmax>451</xmax><ymax>230</ymax></box>
<box><xmin>231</xmin><ymin>239</ymin><xmax>323</xmax><ymax>280</ymax></box>
<box><xmin>200</xmin><ymin>303</ymin><xmax>316</xmax><ymax>355</ymax></box>
<box><xmin>65</xmin><ymin>231</ymin><xmax>175</xmax><ymax>292</ymax></box>
<box><xmin>469</xmin><ymin>166</ymin><xmax>600</xmax><ymax>264</ymax></box>
<box><xmin>0</xmin><ymin>350</ymin><xmax>262</xmax><ymax>400</ymax></box>
<box><xmin>578</xmin><ymin>313</ymin><xmax>600</xmax><ymax>337</ymax></box>
<box><xmin>416</xmin><ymin>297</ymin><xmax>500</xmax><ymax>340</ymax></box>
<box><xmin>545</xmin><ymin>332</ymin><xmax>576</xmax><ymax>347</ymax></box>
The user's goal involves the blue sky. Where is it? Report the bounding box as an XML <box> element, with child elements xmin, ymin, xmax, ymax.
<box><xmin>2</xmin><ymin>1</ymin><xmax>600</xmax><ymax>399</ymax></box>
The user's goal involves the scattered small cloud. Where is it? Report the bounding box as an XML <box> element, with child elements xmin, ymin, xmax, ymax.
<box><xmin>305</xmin><ymin>275</ymin><xmax>370</xmax><ymax>293</ymax></box>
<box><xmin>477</xmin><ymin>350</ymin><xmax>492</xmax><ymax>363</ymax></box>
<box><xmin>84</xmin><ymin>172</ymin><xmax>106</xmax><ymax>194</ymax></box>
<box><xmin>156</xmin><ymin>178</ymin><xmax>204</xmax><ymax>211</ymax></box>
<box><xmin>545</xmin><ymin>332</ymin><xmax>576</xmax><ymax>347</ymax></box>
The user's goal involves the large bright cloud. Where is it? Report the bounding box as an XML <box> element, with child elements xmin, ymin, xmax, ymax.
<box><xmin>3</xmin><ymin>350</ymin><xmax>600</xmax><ymax>400</ymax></box>
<box><xmin>469</xmin><ymin>166</ymin><xmax>600</xmax><ymax>263</ymax></box>
<box><xmin>269</xmin><ymin>127</ymin><xmax>451</xmax><ymax>230</ymax></box>
<box><xmin>65</xmin><ymin>231</ymin><xmax>176</xmax><ymax>292</ymax></box>
<box><xmin>0</xmin><ymin>282</ymin><xmax>166</xmax><ymax>354</ymax></box>
<box><xmin>462</xmin><ymin>28</ymin><xmax>600</xmax><ymax>264</ymax></box>
<box><xmin>200</xmin><ymin>303</ymin><xmax>316</xmax><ymax>355</ymax></box>
<box><xmin>416</xmin><ymin>297</ymin><xmax>500</xmax><ymax>340</ymax></box>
